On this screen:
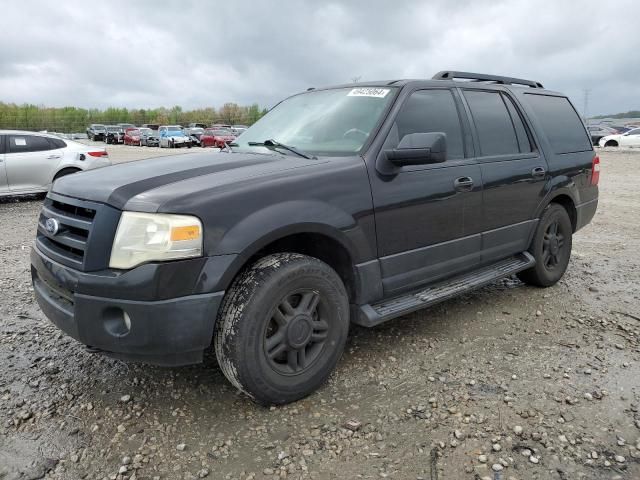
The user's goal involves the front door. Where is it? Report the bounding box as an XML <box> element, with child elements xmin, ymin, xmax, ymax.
<box><xmin>6</xmin><ymin>134</ymin><xmax>61</xmax><ymax>191</ymax></box>
<box><xmin>368</xmin><ymin>88</ymin><xmax>483</xmax><ymax>295</ymax></box>
<box><xmin>460</xmin><ymin>88</ymin><xmax>548</xmax><ymax>263</ymax></box>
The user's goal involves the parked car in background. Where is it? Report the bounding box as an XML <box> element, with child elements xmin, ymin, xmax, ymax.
<box><xmin>200</xmin><ymin>128</ymin><xmax>236</xmax><ymax>148</ymax></box>
<box><xmin>211</xmin><ymin>123</ymin><xmax>232</xmax><ymax>129</ymax></box>
<box><xmin>188</xmin><ymin>123</ymin><xmax>208</xmax><ymax>129</ymax></box>
<box><xmin>139</xmin><ymin>128</ymin><xmax>159</xmax><ymax>147</ymax></box>
<box><xmin>117</xmin><ymin>123</ymin><xmax>136</xmax><ymax>130</ymax></box>
<box><xmin>105</xmin><ymin>126</ymin><xmax>125</xmax><ymax>144</ymax></box>
<box><xmin>142</xmin><ymin>124</ymin><xmax>160</xmax><ymax>131</ymax></box>
<box><xmin>0</xmin><ymin>130</ymin><xmax>110</xmax><ymax>197</ymax></box>
<box><xmin>86</xmin><ymin>124</ymin><xmax>106</xmax><ymax>141</ymax></box>
<box><xmin>608</xmin><ymin>125</ymin><xmax>631</xmax><ymax>134</ymax></box>
<box><xmin>587</xmin><ymin>124</ymin><xmax>617</xmax><ymax>145</ymax></box>
<box><xmin>598</xmin><ymin>127</ymin><xmax>640</xmax><ymax>147</ymax></box>
<box><xmin>123</xmin><ymin>128</ymin><xmax>143</xmax><ymax>146</ymax></box>
<box><xmin>186</xmin><ymin>127</ymin><xmax>205</xmax><ymax>147</ymax></box>
<box><xmin>231</xmin><ymin>125</ymin><xmax>248</xmax><ymax>135</ymax></box>
<box><xmin>158</xmin><ymin>125</ymin><xmax>192</xmax><ymax>148</ymax></box>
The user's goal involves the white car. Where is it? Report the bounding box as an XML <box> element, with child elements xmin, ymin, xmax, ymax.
<box><xmin>0</xmin><ymin>130</ymin><xmax>111</xmax><ymax>197</ymax></box>
<box><xmin>158</xmin><ymin>125</ymin><xmax>193</xmax><ymax>148</ymax></box>
<box><xmin>598</xmin><ymin>128</ymin><xmax>640</xmax><ymax>148</ymax></box>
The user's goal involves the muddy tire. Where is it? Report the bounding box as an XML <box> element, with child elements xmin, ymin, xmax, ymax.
<box><xmin>518</xmin><ymin>203</ymin><xmax>573</xmax><ymax>287</ymax></box>
<box><xmin>214</xmin><ymin>253</ymin><xmax>349</xmax><ymax>405</ymax></box>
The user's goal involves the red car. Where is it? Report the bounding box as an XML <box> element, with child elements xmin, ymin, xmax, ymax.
<box><xmin>201</xmin><ymin>128</ymin><xmax>236</xmax><ymax>148</ymax></box>
<box><xmin>123</xmin><ymin>128</ymin><xmax>142</xmax><ymax>146</ymax></box>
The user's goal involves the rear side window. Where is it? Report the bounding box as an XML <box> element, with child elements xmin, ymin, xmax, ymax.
<box><xmin>48</xmin><ymin>138</ymin><xmax>67</xmax><ymax>148</ymax></box>
<box><xmin>524</xmin><ymin>94</ymin><xmax>592</xmax><ymax>154</ymax></box>
<box><xmin>391</xmin><ymin>89</ymin><xmax>465</xmax><ymax>160</ymax></box>
<box><xmin>8</xmin><ymin>135</ymin><xmax>55</xmax><ymax>153</ymax></box>
<box><xmin>463</xmin><ymin>90</ymin><xmax>521</xmax><ymax>156</ymax></box>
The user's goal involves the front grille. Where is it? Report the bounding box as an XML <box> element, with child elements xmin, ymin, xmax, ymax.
<box><xmin>36</xmin><ymin>193</ymin><xmax>121</xmax><ymax>272</ymax></box>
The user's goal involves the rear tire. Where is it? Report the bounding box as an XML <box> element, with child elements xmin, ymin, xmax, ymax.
<box><xmin>214</xmin><ymin>253</ymin><xmax>350</xmax><ymax>405</ymax></box>
<box><xmin>517</xmin><ymin>203</ymin><xmax>573</xmax><ymax>287</ymax></box>
<box><xmin>604</xmin><ymin>140</ymin><xmax>618</xmax><ymax>147</ymax></box>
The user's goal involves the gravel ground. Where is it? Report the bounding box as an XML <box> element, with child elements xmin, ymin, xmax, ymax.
<box><xmin>1</xmin><ymin>148</ymin><xmax>639</xmax><ymax>480</ymax></box>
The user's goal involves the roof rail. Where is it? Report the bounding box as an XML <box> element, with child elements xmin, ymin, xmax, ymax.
<box><xmin>432</xmin><ymin>71</ymin><xmax>544</xmax><ymax>89</ymax></box>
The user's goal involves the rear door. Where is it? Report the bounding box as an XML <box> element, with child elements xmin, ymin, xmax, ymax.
<box><xmin>5</xmin><ymin>134</ymin><xmax>61</xmax><ymax>191</ymax></box>
<box><xmin>460</xmin><ymin>88</ymin><xmax>547</xmax><ymax>263</ymax></box>
<box><xmin>0</xmin><ymin>135</ymin><xmax>9</xmax><ymax>193</ymax></box>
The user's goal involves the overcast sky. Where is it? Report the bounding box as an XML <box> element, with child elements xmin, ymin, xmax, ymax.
<box><xmin>1</xmin><ymin>0</ymin><xmax>638</xmax><ymax>116</ymax></box>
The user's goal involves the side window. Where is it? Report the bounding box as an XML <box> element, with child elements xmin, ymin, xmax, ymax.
<box><xmin>8</xmin><ymin>135</ymin><xmax>55</xmax><ymax>153</ymax></box>
<box><xmin>463</xmin><ymin>90</ymin><xmax>520</xmax><ymax>156</ymax></box>
<box><xmin>502</xmin><ymin>94</ymin><xmax>533</xmax><ymax>153</ymax></box>
<box><xmin>48</xmin><ymin>138</ymin><xmax>67</xmax><ymax>149</ymax></box>
<box><xmin>523</xmin><ymin>94</ymin><xmax>592</xmax><ymax>154</ymax></box>
<box><xmin>390</xmin><ymin>89</ymin><xmax>465</xmax><ymax>160</ymax></box>
<box><xmin>628</xmin><ymin>129</ymin><xmax>640</xmax><ymax>136</ymax></box>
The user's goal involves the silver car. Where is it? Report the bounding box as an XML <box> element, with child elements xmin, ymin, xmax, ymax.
<box><xmin>0</xmin><ymin>130</ymin><xmax>111</xmax><ymax>197</ymax></box>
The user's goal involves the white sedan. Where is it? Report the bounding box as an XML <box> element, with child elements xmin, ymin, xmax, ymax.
<box><xmin>0</xmin><ymin>130</ymin><xmax>111</xmax><ymax>197</ymax></box>
<box><xmin>598</xmin><ymin>128</ymin><xmax>640</xmax><ymax>148</ymax></box>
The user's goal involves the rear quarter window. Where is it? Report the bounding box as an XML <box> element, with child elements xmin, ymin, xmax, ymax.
<box><xmin>524</xmin><ymin>94</ymin><xmax>592</xmax><ymax>154</ymax></box>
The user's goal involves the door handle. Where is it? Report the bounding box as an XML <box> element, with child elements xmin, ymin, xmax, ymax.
<box><xmin>454</xmin><ymin>176</ymin><xmax>474</xmax><ymax>192</ymax></box>
<box><xmin>47</xmin><ymin>155</ymin><xmax>62</xmax><ymax>159</ymax></box>
<box><xmin>531</xmin><ymin>166</ymin><xmax>546</xmax><ymax>178</ymax></box>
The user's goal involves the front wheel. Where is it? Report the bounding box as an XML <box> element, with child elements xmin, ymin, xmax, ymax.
<box><xmin>214</xmin><ymin>253</ymin><xmax>349</xmax><ymax>405</ymax></box>
<box><xmin>517</xmin><ymin>203</ymin><xmax>573</xmax><ymax>287</ymax></box>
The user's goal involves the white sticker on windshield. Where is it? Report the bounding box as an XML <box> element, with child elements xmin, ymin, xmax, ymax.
<box><xmin>348</xmin><ymin>88</ymin><xmax>390</xmax><ymax>98</ymax></box>
<box><xmin>13</xmin><ymin>137</ymin><xmax>26</xmax><ymax>146</ymax></box>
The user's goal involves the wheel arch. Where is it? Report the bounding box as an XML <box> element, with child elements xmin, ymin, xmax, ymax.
<box><xmin>211</xmin><ymin>214</ymin><xmax>364</xmax><ymax>308</ymax></box>
<box><xmin>53</xmin><ymin>166</ymin><xmax>82</xmax><ymax>181</ymax></box>
<box><xmin>537</xmin><ymin>191</ymin><xmax>578</xmax><ymax>232</ymax></box>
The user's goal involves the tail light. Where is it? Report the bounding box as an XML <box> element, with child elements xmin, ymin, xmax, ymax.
<box><xmin>590</xmin><ymin>155</ymin><xmax>600</xmax><ymax>186</ymax></box>
<box><xmin>88</xmin><ymin>151</ymin><xmax>109</xmax><ymax>157</ymax></box>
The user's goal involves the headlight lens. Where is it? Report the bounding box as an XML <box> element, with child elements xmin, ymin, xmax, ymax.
<box><xmin>109</xmin><ymin>212</ymin><xmax>202</xmax><ymax>269</ymax></box>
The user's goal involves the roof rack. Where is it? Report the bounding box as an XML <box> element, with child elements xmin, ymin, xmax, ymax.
<box><xmin>432</xmin><ymin>71</ymin><xmax>544</xmax><ymax>89</ymax></box>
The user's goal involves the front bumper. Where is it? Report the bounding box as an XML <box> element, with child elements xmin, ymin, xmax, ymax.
<box><xmin>31</xmin><ymin>246</ymin><xmax>229</xmax><ymax>366</ymax></box>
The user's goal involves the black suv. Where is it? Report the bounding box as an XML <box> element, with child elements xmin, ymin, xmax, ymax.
<box><xmin>86</xmin><ymin>124</ymin><xmax>106</xmax><ymax>141</ymax></box>
<box><xmin>31</xmin><ymin>72</ymin><xmax>599</xmax><ymax>405</ymax></box>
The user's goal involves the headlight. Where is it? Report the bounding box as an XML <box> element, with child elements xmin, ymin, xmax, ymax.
<box><xmin>109</xmin><ymin>212</ymin><xmax>202</xmax><ymax>269</ymax></box>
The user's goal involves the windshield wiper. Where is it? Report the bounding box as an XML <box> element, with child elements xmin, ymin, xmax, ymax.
<box><xmin>247</xmin><ymin>139</ymin><xmax>315</xmax><ymax>159</ymax></box>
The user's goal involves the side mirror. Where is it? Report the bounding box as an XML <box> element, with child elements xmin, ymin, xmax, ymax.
<box><xmin>384</xmin><ymin>132</ymin><xmax>447</xmax><ymax>167</ymax></box>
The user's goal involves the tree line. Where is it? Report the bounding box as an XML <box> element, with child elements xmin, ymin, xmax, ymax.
<box><xmin>0</xmin><ymin>102</ymin><xmax>269</xmax><ymax>133</ymax></box>
<box><xmin>592</xmin><ymin>110</ymin><xmax>640</xmax><ymax>120</ymax></box>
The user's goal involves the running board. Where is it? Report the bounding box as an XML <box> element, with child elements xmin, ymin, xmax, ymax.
<box><xmin>354</xmin><ymin>252</ymin><xmax>535</xmax><ymax>327</ymax></box>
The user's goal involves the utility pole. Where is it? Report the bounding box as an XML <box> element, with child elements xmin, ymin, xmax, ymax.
<box><xmin>583</xmin><ymin>89</ymin><xmax>591</xmax><ymax>123</ymax></box>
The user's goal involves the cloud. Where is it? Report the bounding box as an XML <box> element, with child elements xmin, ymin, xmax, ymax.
<box><xmin>0</xmin><ymin>0</ymin><xmax>638</xmax><ymax>115</ymax></box>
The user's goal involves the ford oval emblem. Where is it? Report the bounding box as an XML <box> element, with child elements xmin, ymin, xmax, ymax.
<box><xmin>45</xmin><ymin>218</ymin><xmax>60</xmax><ymax>235</ymax></box>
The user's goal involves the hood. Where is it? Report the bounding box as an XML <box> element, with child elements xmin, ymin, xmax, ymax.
<box><xmin>52</xmin><ymin>151</ymin><xmax>325</xmax><ymax>212</ymax></box>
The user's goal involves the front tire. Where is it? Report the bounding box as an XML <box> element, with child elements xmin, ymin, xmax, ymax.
<box><xmin>214</xmin><ymin>253</ymin><xmax>349</xmax><ymax>405</ymax></box>
<box><xmin>518</xmin><ymin>203</ymin><xmax>573</xmax><ymax>287</ymax></box>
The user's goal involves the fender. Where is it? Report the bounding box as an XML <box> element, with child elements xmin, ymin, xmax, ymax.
<box><xmin>208</xmin><ymin>199</ymin><xmax>375</xmax><ymax>292</ymax></box>
<box><xmin>533</xmin><ymin>176</ymin><xmax>580</xmax><ymax>219</ymax></box>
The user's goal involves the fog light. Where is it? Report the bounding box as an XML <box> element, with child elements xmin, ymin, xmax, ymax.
<box><xmin>103</xmin><ymin>307</ymin><xmax>131</xmax><ymax>337</ymax></box>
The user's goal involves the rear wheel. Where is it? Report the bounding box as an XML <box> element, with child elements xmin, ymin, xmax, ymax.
<box><xmin>517</xmin><ymin>203</ymin><xmax>573</xmax><ymax>287</ymax></box>
<box><xmin>214</xmin><ymin>253</ymin><xmax>349</xmax><ymax>405</ymax></box>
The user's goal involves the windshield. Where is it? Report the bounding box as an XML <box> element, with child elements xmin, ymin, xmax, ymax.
<box><xmin>213</xmin><ymin>129</ymin><xmax>233</xmax><ymax>136</ymax></box>
<box><xmin>107</xmin><ymin>127</ymin><xmax>122</xmax><ymax>132</ymax></box>
<box><xmin>234</xmin><ymin>87</ymin><xmax>396</xmax><ymax>156</ymax></box>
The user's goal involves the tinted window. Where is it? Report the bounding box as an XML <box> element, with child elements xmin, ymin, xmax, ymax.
<box><xmin>391</xmin><ymin>89</ymin><xmax>464</xmax><ymax>159</ymax></box>
<box><xmin>628</xmin><ymin>128</ymin><xmax>640</xmax><ymax>135</ymax></box>
<box><xmin>502</xmin><ymin>94</ymin><xmax>533</xmax><ymax>153</ymax></box>
<box><xmin>49</xmin><ymin>138</ymin><xmax>67</xmax><ymax>148</ymax></box>
<box><xmin>524</xmin><ymin>94</ymin><xmax>592</xmax><ymax>154</ymax></box>
<box><xmin>8</xmin><ymin>135</ymin><xmax>55</xmax><ymax>153</ymax></box>
<box><xmin>463</xmin><ymin>90</ymin><xmax>519</xmax><ymax>156</ymax></box>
